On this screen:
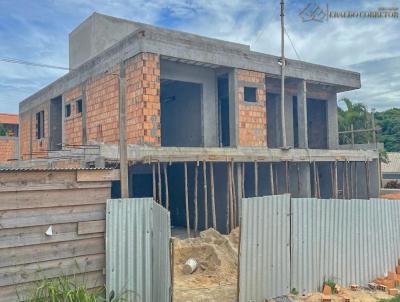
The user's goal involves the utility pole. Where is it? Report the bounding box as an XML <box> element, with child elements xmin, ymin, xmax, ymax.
<box><xmin>280</xmin><ymin>0</ymin><xmax>287</xmax><ymax>148</ymax></box>
<box><xmin>118</xmin><ymin>63</ymin><xmax>129</xmax><ymax>198</ymax></box>
<box><xmin>371</xmin><ymin>108</ymin><xmax>377</xmax><ymax>149</ymax></box>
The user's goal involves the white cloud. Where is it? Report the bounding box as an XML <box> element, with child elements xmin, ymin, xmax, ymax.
<box><xmin>0</xmin><ymin>0</ymin><xmax>398</xmax><ymax>113</ymax></box>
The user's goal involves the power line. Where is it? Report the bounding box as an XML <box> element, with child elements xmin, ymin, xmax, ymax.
<box><xmin>284</xmin><ymin>27</ymin><xmax>301</xmax><ymax>60</ymax></box>
<box><xmin>0</xmin><ymin>57</ymin><xmax>71</xmax><ymax>71</ymax></box>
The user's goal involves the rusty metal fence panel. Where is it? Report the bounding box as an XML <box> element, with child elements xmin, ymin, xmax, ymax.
<box><xmin>291</xmin><ymin>198</ymin><xmax>400</xmax><ymax>294</ymax></box>
<box><xmin>239</xmin><ymin>194</ymin><xmax>291</xmax><ymax>301</ymax></box>
<box><xmin>106</xmin><ymin>198</ymin><xmax>171</xmax><ymax>302</ymax></box>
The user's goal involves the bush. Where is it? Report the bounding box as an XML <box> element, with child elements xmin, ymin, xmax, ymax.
<box><xmin>23</xmin><ymin>275</ymin><xmax>109</xmax><ymax>302</ymax></box>
<box><xmin>385</xmin><ymin>180</ymin><xmax>400</xmax><ymax>189</ymax></box>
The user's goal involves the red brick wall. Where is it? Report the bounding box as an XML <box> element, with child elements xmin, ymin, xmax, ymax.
<box><xmin>19</xmin><ymin>52</ymin><xmax>161</xmax><ymax>156</ymax></box>
<box><xmin>237</xmin><ymin>69</ymin><xmax>267</xmax><ymax>147</ymax></box>
<box><xmin>64</xmin><ymin>87</ymin><xmax>83</xmax><ymax>146</ymax></box>
<box><xmin>19</xmin><ymin>111</ymin><xmax>30</xmax><ymax>160</ymax></box>
<box><xmin>125</xmin><ymin>53</ymin><xmax>160</xmax><ymax>146</ymax></box>
<box><xmin>0</xmin><ymin>138</ymin><xmax>17</xmax><ymax>163</ymax></box>
<box><xmin>86</xmin><ymin>67</ymin><xmax>120</xmax><ymax>144</ymax></box>
<box><xmin>31</xmin><ymin>103</ymin><xmax>49</xmax><ymax>158</ymax></box>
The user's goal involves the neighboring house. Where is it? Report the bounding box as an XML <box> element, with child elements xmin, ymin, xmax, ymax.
<box><xmin>0</xmin><ymin>113</ymin><xmax>19</xmax><ymax>164</ymax></box>
<box><xmin>17</xmin><ymin>13</ymin><xmax>380</xmax><ymax>230</ymax></box>
<box><xmin>381</xmin><ymin>152</ymin><xmax>400</xmax><ymax>187</ymax></box>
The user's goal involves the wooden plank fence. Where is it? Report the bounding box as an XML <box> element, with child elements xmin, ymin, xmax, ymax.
<box><xmin>0</xmin><ymin>168</ymin><xmax>117</xmax><ymax>301</ymax></box>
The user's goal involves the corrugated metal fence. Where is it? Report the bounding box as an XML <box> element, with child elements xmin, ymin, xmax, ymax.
<box><xmin>292</xmin><ymin>197</ymin><xmax>400</xmax><ymax>294</ymax></box>
<box><xmin>239</xmin><ymin>194</ymin><xmax>291</xmax><ymax>301</ymax></box>
<box><xmin>106</xmin><ymin>198</ymin><xmax>171</xmax><ymax>302</ymax></box>
<box><xmin>239</xmin><ymin>195</ymin><xmax>400</xmax><ymax>301</ymax></box>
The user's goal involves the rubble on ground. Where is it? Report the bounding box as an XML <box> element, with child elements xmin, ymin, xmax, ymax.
<box><xmin>173</xmin><ymin>228</ymin><xmax>400</xmax><ymax>302</ymax></box>
<box><xmin>173</xmin><ymin>228</ymin><xmax>238</xmax><ymax>302</ymax></box>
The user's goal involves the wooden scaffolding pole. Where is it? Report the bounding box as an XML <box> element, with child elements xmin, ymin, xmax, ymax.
<box><xmin>203</xmin><ymin>161</ymin><xmax>208</xmax><ymax>229</ymax></box>
<box><xmin>157</xmin><ymin>161</ymin><xmax>162</xmax><ymax>205</ymax></box>
<box><xmin>242</xmin><ymin>163</ymin><xmax>246</xmax><ymax>198</ymax></box>
<box><xmin>231</xmin><ymin>161</ymin><xmax>237</xmax><ymax>228</ymax></box>
<box><xmin>269</xmin><ymin>163</ymin><xmax>275</xmax><ymax>195</ymax></box>
<box><xmin>285</xmin><ymin>161</ymin><xmax>289</xmax><ymax>193</ymax></box>
<box><xmin>194</xmin><ymin>163</ymin><xmax>199</xmax><ymax>235</ymax></box>
<box><xmin>152</xmin><ymin>163</ymin><xmax>156</xmax><ymax>202</ymax></box>
<box><xmin>254</xmin><ymin>161</ymin><xmax>258</xmax><ymax>196</ymax></box>
<box><xmin>226</xmin><ymin>163</ymin><xmax>230</xmax><ymax>233</ymax></box>
<box><xmin>163</xmin><ymin>163</ymin><xmax>169</xmax><ymax>210</ymax></box>
<box><xmin>365</xmin><ymin>161</ymin><xmax>371</xmax><ymax>199</ymax></box>
<box><xmin>184</xmin><ymin>162</ymin><xmax>191</xmax><ymax>238</ymax></box>
<box><xmin>210</xmin><ymin>162</ymin><xmax>217</xmax><ymax>230</ymax></box>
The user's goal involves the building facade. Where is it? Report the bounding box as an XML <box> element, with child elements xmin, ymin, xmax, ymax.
<box><xmin>18</xmin><ymin>13</ymin><xmax>380</xmax><ymax>232</ymax></box>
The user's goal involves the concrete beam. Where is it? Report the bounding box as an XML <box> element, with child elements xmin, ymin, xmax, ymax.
<box><xmin>100</xmin><ymin>145</ymin><xmax>379</xmax><ymax>163</ymax></box>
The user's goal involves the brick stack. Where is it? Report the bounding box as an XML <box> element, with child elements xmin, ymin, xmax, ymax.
<box><xmin>64</xmin><ymin>86</ymin><xmax>83</xmax><ymax>146</ymax></box>
<box><xmin>237</xmin><ymin>69</ymin><xmax>267</xmax><ymax>147</ymax></box>
<box><xmin>373</xmin><ymin>258</ymin><xmax>400</xmax><ymax>296</ymax></box>
<box><xmin>125</xmin><ymin>52</ymin><xmax>161</xmax><ymax>146</ymax></box>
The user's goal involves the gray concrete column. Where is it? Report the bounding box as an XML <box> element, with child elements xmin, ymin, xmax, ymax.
<box><xmin>297</xmin><ymin>163</ymin><xmax>311</xmax><ymax>197</ymax></box>
<box><xmin>297</xmin><ymin>80</ymin><xmax>308</xmax><ymax>148</ymax></box>
<box><xmin>327</xmin><ymin>92</ymin><xmax>339</xmax><ymax>149</ymax></box>
<box><xmin>228</xmin><ymin>69</ymin><xmax>238</xmax><ymax>147</ymax></box>
<box><xmin>284</xmin><ymin>94</ymin><xmax>294</xmax><ymax>147</ymax></box>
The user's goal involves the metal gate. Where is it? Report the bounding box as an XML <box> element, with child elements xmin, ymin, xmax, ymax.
<box><xmin>106</xmin><ymin>198</ymin><xmax>171</xmax><ymax>302</ymax></box>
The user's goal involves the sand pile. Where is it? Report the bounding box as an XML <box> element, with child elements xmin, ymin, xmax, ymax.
<box><xmin>173</xmin><ymin>228</ymin><xmax>239</xmax><ymax>302</ymax></box>
<box><xmin>297</xmin><ymin>287</ymin><xmax>393</xmax><ymax>302</ymax></box>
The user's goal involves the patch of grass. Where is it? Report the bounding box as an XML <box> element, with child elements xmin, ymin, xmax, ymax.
<box><xmin>290</xmin><ymin>288</ymin><xmax>299</xmax><ymax>295</ymax></box>
<box><xmin>379</xmin><ymin>296</ymin><xmax>400</xmax><ymax>302</ymax></box>
<box><xmin>22</xmin><ymin>275</ymin><xmax>127</xmax><ymax>302</ymax></box>
<box><xmin>323</xmin><ymin>278</ymin><xmax>337</xmax><ymax>293</ymax></box>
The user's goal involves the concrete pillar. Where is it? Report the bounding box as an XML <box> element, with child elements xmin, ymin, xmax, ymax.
<box><xmin>284</xmin><ymin>94</ymin><xmax>294</xmax><ymax>147</ymax></box>
<box><xmin>327</xmin><ymin>92</ymin><xmax>339</xmax><ymax>149</ymax></box>
<box><xmin>297</xmin><ymin>163</ymin><xmax>312</xmax><ymax>197</ymax></box>
<box><xmin>297</xmin><ymin>80</ymin><xmax>308</xmax><ymax>148</ymax></box>
<box><xmin>228</xmin><ymin>69</ymin><xmax>237</xmax><ymax>147</ymax></box>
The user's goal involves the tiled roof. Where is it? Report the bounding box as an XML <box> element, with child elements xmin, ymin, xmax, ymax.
<box><xmin>0</xmin><ymin>113</ymin><xmax>18</xmax><ymax>125</ymax></box>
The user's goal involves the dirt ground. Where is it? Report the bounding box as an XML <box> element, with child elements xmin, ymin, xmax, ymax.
<box><xmin>173</xmin><ymin>228</ymin><xmax>239</xmax><ymax>302</ymax></box>
<box><xmin>172</xmin><ymin>228</ymin><xmax>397</xmax><ymax>302</ymax></box>
<box><xmin>381</xmin><ymin>193</ymin><xmax>400</xmax><ymax>199</ymax></box>
<box><xmin>295</xmin><ymin>287</ymin><xmax>394</xmax><ymax>302</ymax></box>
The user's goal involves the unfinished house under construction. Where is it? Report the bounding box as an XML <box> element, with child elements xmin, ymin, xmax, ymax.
<box><xmin>18</xmin><ymin>13</ymin><xmax>379</xmax><ymax>233</ymax></box>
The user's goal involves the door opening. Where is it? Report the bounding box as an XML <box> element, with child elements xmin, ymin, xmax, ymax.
<box><xmin>217</xmin><ymin>74</ymin><xmax>230</xmax><ymax>147</ymax></box>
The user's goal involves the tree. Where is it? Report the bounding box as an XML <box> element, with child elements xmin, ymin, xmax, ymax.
<box><xmin>337</xmin><ymin>98</ymin><xmax>400</xmax><ymax>153</ymax></box>
<box><xmin>337</xmin><ymin>98</ymin><xmax>372</xmax><ymax>145</ymax></box>
<box><xmin>375</xmin><ymin>108</ymin><xmax>400</xmax><ymax>152</ymax></box>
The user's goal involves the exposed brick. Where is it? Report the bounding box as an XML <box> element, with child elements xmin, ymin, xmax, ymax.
<box><xmin>237</xmin><ymin>69</ymin><xmax>267</xmax><ymax>147</ymax></box>
<box><xmin>64</xmin><ymin>86</ymin><xmax>83</xmax><ymax>146</ymax></box>
<box><xmin>31</xmin><ymin>103</ymin><xmax>49</xmax><ymax>158</ymax></box>
<box><xmin>125</xmin><ymin>52</ymin><xmax>160</xmax><ymax>146</ymax></box>
<box><xmin>86</xmin><ymin>66</ymin><xmax>120</xmax><ymax>144</ymax></box>
<box><xmin>389</xmin><ymin>288</ymin><xmax>399</xmax><ymax>296</ymax></box>
<box><xmin>0</xmin><ymin>138</ymin><xmax>17</xmax><ymax>163</ymax></box>
<box><xmin>19</xmin><ymin>111</ymin><xmax>30</xmax><ymax>160</ymax></box>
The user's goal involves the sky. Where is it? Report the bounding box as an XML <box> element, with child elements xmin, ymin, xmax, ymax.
<box><xmin>0</xmin><ymin>0</ymin><xmax>399</xmax><ymax>114</ymax></box>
